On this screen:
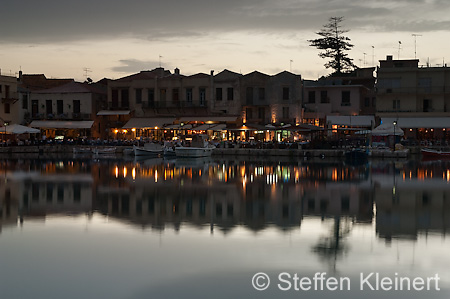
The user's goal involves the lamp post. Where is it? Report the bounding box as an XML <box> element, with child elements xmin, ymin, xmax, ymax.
<box><xmin>393</xmin><ymin>120</ymin><xmax>397</xmax><ymax>151</ymax></box>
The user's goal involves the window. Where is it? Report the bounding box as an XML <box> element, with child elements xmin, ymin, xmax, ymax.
<box><xmin>246</xmin><ymin>107</ymin><xmax>253</xmax><ymax>120</ymax></box>
<box><xmin>364</xmin><ymin>97</ymin><xmax>370</xmax><ymax>107</ymax></box>
<box><xmin>57</xmin><ymin>100</ymin><xmax>63</xmax><ymax>115</ymax></box>
<box><xmin>148</xmin><ymin>88</ymin><xmax>154</xmax><ymax>106</ymax></box>
<box><xmin>172</xmin><ymin>88</ymin><xmax>179</xmax><ymax>102</ymax></box>
<box><xmin>320</xmin><ymin>90</ymin><xmax>329</xmax><ymax>103</ymax></box>
<box><xmin>283</xmin><ymin>87</ymin><xmax>290</xmax><ymax>100</ymax></box>
<box><xmin>0</xmin><ymin>85</ymin><xmax>2</xmax><ymax>93</ymax></box>
<box><xmin>393</xmin><ymin>99</ymin><xmax>400</xmax><ymax>110</ymax></box>
<box><xmin>5</xmin><ymin>85</ymin><xmax>10</xmax><ymax>98</ymax></box>
<box><xmin>341</xmin><ymin>91</ymin><xmax>351</xmax><ymax>106</ymax></box>
<box><xmin>227</xmin><ymin>87</ymin><xmax>234</xmax><ymax>101</ymax></box>
<box><xmin>258</xmin><ymin>107</ymin><xmax>265</xmax><ymax>120</ymax></box>
<box><xmin>308</xmin><ymin>91</ymin><xmax>315</xmax><ymax>103</ymax></box>
<box><xmin>73</xmin><ymin>183</ymin><xmax>81</xmax><ymax>203</ymax></box>
<box><xmin>216</xmin><ymin>88</ymin><xmax>222</xmax><ymax>101</ymax></box>
<box><xmin>160</xmin><ymin>89</ymin><xmax>166</xmax><ymax>102</ymax></box>
<box><xmin>112</xmin><ymin>89</ymin><xmax>119</xmax><ymax>108</ymax></box>
<box><xmin>282</xmin><ymin>107</ymin><xmax>289</xmax><ymax>119</ymax></box>
<box><xmin>423</xmin><ymin>99</ymin><xmax>432</xmax><ymax>112</ymax></box>
<box><xmin>246</xmin><ymin>87</ymin><xmax>253</xmax><ymax>104</ymax></box>
<box><xmin>135</xmin><ymin>88</ymin><xmax>142</xmax><ymax>104</ymax></box>
<box><xmin>121</xmin><ymin>89</ymin><xmax>129</xmax><ymax>108</ymax></box>
<box><xmin>258</xmin><ymin>88</ymin><xmax>265</xmax><ymax>101</ymax></box>
<box><xmin>4</xmin><ymin>103</ymin><xmax>10</xmax><ymax>114</ymax></box>
<box><xmin>73</xmin><ymin>100</ymin><xmax>81</xmax><ymax>114</ymax></box>
<box><xmin>199</xmin><ymin>88</ymin><xmax>206</xmax><ymax>106</ymax></box>
<box><xmin>22</xmin><ymin>94</ymin><xmax>28</xmax><ymax>109</ymax></box>
<box><xmin>372</xmin><ymin>97</ymin><xmax>376</xmax><ymax>107</ymax></box>
<box><xmin>32</xmin><ymin>100</ymin><xmax>39</xmax><ymax>117</ymax></box>
<box><xmin>186</xmin><ymin>88</ymin><xmax>193</xmax><ymax>103</ymax></box>
<box><xmin>46</xmin><ymin>100</ymin><xmax>53</xmax><ymax>115</ymax></box>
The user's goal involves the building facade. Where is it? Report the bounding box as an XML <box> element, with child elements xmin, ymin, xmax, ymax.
<box><xmin>376</xmin><ymin>56</ymin><xmax>450</xmax><ymax>142</ymax></box>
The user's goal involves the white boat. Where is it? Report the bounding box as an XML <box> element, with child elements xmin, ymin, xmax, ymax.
<box><xmin>73</xmin><ymin>147</ymin><xmax>92</xmax><ymax>154</ymax></box>
<box><xmin>93</xmin><ymin>147</ymin><xmax>116</xmax><ymax>155</ymax></box>
<box><xmin>175</xmin><ymin>135</ymin><xmax>215</xmax><ymax>158</ymax></box>
<box><xmin>133</xmin><ymin>143</ymin><xmax>164</xmax><ymax>156</ymax></box>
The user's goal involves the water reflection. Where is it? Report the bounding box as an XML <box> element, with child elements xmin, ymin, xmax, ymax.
<box><xmin>1</xmin><ymin>156</ymin><xmax>449</xmax><ymax>241</ymax></box>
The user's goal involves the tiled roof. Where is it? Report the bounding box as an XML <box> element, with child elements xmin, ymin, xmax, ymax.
<box><xmin>115</xmin><ymin>68</ymin><xmax>171</xmax><ymax>82</ymax></box>
<box><xmin>34</xmin><ymin>81</ymin><xmax>105</xmax><ymax>94</ymax></box>
<box><xmin>20</xmin><ymin>74</ymin><xmax>74</xmax><ymax>91</ymax></box>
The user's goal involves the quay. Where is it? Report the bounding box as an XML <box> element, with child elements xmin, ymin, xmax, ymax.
<box><xmin>0</xmin><ymin>145</ymin><xmax>421</xmax><ymax>158</ymax></box>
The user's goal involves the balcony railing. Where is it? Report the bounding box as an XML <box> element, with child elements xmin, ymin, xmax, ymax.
<box><xmin>142</xmin><ymin>101</ymin><xmax>207</xmax><ymax>109</ymax></box>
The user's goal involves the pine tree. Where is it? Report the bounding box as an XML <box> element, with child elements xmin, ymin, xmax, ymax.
<box><xmin>308</xmin><ymin>17</ymin><xmax>356</xmax><ymax>74</ymax></box>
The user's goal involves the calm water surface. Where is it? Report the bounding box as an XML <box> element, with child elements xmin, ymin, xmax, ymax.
<box><xmin>0</xmin><ymin>155</ymin><xmax>449</xmax><ymax>299</ymax></box>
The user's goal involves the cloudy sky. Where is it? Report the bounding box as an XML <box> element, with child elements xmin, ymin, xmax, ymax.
<box><xmin>2</xmin><ymin>0</ymin><xmax>450</xmax><ymax>81</ymax></box>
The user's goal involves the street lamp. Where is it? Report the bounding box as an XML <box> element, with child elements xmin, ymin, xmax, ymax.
<box><xmin>393</xmin><ymin>120</ymin><xmax>397</xmax><ymax>151</ymax></box>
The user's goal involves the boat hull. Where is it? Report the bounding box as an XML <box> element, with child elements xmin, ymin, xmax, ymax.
<box><xmin>175</xmin><ymin>147</ymin><xmax>214</xmax><ymax>158</ymax></box>
<box><xmin>421</xmin><ymin>148</ymin><xmax>450</xmax><ymax>159</ymax></box>
<box><xmin>133</xmin><ymin>145</ymin><xmax>163</xmax><ymax>156</ymax></box>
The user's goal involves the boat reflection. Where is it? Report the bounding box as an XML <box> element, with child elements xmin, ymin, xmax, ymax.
<box><xmin>0</xmin><ymin>157</ymin><xmax>449</xmax><ymax>241</ymax></box>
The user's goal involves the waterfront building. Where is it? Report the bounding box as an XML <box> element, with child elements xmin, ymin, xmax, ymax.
<box><xmin>376</xmin><ymin>56</ymin><xmax>450</xmax><ymax>143</ymax></box>
<box><xmin>303</xmin><ymin>68</ymin><xmax>376</xmax><ymax>134</ymax></box>
<box><xmin>27</xmin><ymin>80</ymin><xmax>107</xmax><ymax>139</ymax></box>
<box><xmin>0</xmin><ymin>74</ymin><xmax>20</xmax><ymax>126</ymax></box>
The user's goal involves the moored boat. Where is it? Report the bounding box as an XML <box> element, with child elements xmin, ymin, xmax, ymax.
<box><xmin>93</xmin><ymin>147</ymin><xmax>116</xmax><ymax>155</ymax></box>
<box><xmin>133</xmin><ymin>143</ymin><xmax>164</xmax><ymax>156</ymax></box>
<box><xmin>175</xmin><ymin>135</ymin><xmax>215</xmax><ymax>158</ymax></box>
<box><xmin>421</xmin><ymin>148</ymin><xmax>450</xmax><ymax>159</ymax></box>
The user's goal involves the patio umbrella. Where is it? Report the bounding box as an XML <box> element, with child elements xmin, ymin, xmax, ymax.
<box><xmin>0</xmin><ymin>124</ymin><xmax>40</xmax><ymax>134</ymax></box>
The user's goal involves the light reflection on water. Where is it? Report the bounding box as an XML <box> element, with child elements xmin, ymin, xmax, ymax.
<box><xmin>0</xmin><ymin>156</ymin><xmax>449</xmax><ymax>299</ymax></box>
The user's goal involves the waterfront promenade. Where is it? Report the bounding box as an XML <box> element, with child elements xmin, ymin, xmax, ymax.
<box><xmin>0</xmin><ymin>144</ymin><xmax>421</xmax><ymax>158</ymax></box>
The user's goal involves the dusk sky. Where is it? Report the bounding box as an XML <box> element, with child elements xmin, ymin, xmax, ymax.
<box><xmin>2</xmin><ymin>0</ymin><xmax>450</xmax><ymax>81</ymax></box>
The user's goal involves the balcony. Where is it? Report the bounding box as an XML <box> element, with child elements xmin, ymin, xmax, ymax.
<box><xmin>142</xmin><ymin>101</ymin><xmax>207</xmax><ymax>109</ymax></box>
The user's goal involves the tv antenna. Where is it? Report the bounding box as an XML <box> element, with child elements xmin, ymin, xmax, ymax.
<box><xmin>363</xmin><ymin>52</ymin><xmax>367</xmax><ymax>66</ymax></box>
<box><xmin>398</xmin><ymin>41</ymin><xmax>402</xmax><ymax>59</ymax></box>
<box><xmin>412</xmin><ymin>34</ymin><xmax>422</xmax><ymax>59</ymax></box>
<box><xmin>83</xmin><ymin>67</ymin><xmax>92</xmax><ymax>80</ymax></box>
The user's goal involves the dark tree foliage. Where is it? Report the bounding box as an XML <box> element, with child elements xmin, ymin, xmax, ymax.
<box><xmin>308</xmin><ymin>17</ymin><xmax>356</xmax><ymax>74</ymax></box>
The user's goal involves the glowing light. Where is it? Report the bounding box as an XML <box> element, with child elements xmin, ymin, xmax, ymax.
<box><xmin>154</xmin><ymin>126</ymin><xmax>158</xmax><ymax>130</ymax></box>
<box><xmin>123</xmin><ymin>166</ymin><xmax>127</xmax><ymax>178</ymax></box>
<box><xmin>155</xmin><ymin>170</ymin><xmax>158</xmax><ymax>183</ymax></box>
<box><xmin>132</xmin><ymin>167</ymin><xmax>136</xmax><ymax>180</ymax></box>
<box><xmin>122</xmin><ymin>130</ymin><xmax>127</xmax><ymax>133</ymax></box>
<box><xmin>131</xmin><ymin>128</ymin><xmax>136</xmax><ymax>132</ymax></box>
<box><xmin>115</xmin><ymin>166</ymin><xmax>119</xmax><ymax>178</ymax></box>
<box><xmin>114</xmin><ymin>129</ymin><xmax>119</xmax><ymax>134</ymax></box>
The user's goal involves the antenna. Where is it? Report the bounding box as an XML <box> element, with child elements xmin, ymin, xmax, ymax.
<box><xmin>398</xmin><ymin>41</ymin><xmax>402</xmax><ymax>59</ymax></box>
<box><xmin>412</xmin><ymin>34</ymin><xmax>422</xmax><ymax>59</ymax></box>
<box><xmin>372</xmin><ymin>46</ymin><xmax>375</xmax><ymax>66</ymax></box>
<box><xmin>83</xmin><ymin>67</ymin><xmax>92</xmax><ymax>80</ymax></box>
<box><xmin>159</xmin><ymin>55</ymin><xmax>163</xmax><ymax>68</ymax></box>
<box><xmin>363</xmin><ymin>52</ymin><xmax>367</xmax><ymax>67</ymax></box>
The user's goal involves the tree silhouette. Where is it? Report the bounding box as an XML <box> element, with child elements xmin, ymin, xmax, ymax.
<box><xmin>309</xmin><ymin>17</ymin><xmax>356</xmax><ymax>74</ymax></box>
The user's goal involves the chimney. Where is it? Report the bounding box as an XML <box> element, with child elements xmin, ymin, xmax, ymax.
<box><xmin>387</xmin><ymin>55</ymin><xmax>393</xmax><ymax>61</ymax></box>
<box><xmin>19</xmin><ymin>70</ymin><xmax>23</xmax><ymax>80</ymax></box>
<box><xmin>210</xmin><ymin>70</ymin><xmax>214</xmax><ymax>76</ymax></box>
<box><xmin>174</xmin><ymin>68</ymin><xmax>180</xmax><ymax>75</ymax></box>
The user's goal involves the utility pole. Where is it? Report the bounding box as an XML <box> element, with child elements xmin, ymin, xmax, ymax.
<box><xmin>412</xmin><ymin>34</ymin><xmax>422</xmax><ymax>59</ymax></box>
<box><xmin>363</xmin><ymin>53</ymin><xmax>367</xmax><ymax>67</ymax></box>
<box><xmin>372</xmin><ymin>46</ymin><xmax>375</xmax><ymax>66</ymax></box>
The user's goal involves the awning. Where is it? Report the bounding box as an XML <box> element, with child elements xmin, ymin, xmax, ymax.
<box><xmin>30</xmin><ymin>120</ymin><xmax>94</xmax><ymax>129</ymax></box>
<box><xmin>210</xmin><ymin>124</ymin><xmax>227</xmax><ymax>131</ymax></box>
<box><xmin>178</xmin><ymin>116</ymin><xmax>238</xmax><ymax>123</ymax></box>
<box><xmin>372</xmin><ymin>123</ymin><xmax>404</xmax><ymax>136</ymax></box>
<box><xmin>97</xmin><ymin>110</ymin><xmax>130</xmax><ymax>116</ymax></box>
<box><xmin>163</xmin><ymin>124</ymin><xmax>193</xmax><ymax>130</ymax></box>
<box><xmin>122</xmin><ymin>118</ymin><xmax>176</xmax><ymax>129</ymax></box>
<box><xmin>381</xmin><ymin>117</ymin><xmax>450</xmax><ymax>128</ymax></box>
<box><xmin>0</xmin><ymin>124</ymin><xmax>40</xmax><ymax>134</ymax></box>
<box><xmin>192</xmin><ymin>124</ymin><xmax>216</xmax><ymax>131</ymax></box>
<box><xmin>326</xmin><ymin>115</ymin><xmax>375</xmax><ymax>127</ymax></box>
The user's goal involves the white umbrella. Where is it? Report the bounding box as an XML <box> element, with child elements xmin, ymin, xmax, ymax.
<box><xmin>0</xmin><ymin>124</ymin><xmax>40</xmax><ymax>134</ymax></box>
<box><xmin>371</xmin><ymin>123</ymin><xmax>404</xmax><ymax>136</ymax></box>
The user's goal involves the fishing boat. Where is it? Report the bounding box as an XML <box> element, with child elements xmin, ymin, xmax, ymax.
<box><xmin>133</xmin><ymin>143</ymin><xmax>164</xmax><ymax>156</ymax></box>
<box><xmin>93</xmin><ymin>147</ymin><xmax>116</xmax><ymax>155</ymax></box>
<box><xmin>344</xmin><ymin>148</ymin><xmax>368</xmax><ymax>163</ymax></box>
<box><xmin>73</xmin><ymin>147</ymin><xmax>92</xmax><ymax>154</ymax></box>
<box><xmin>421</xmin><ymin>148</ymin><xmax>450</xmax><ymax>159</ymax></box>
<box><xmin>175</xmin><ymin>135</ymin><xmax>215</xmax><ymax>158</ymax></box>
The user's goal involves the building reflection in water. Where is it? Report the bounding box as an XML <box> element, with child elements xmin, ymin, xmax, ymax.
<box><xmin>0</xmin><ymin>157</ymin><xmax>449</xmax><ymax>242</ymax></box>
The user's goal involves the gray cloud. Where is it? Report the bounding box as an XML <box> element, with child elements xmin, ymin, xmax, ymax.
<box><xmin>111</xmin><ymin>59</ymin><xmax>172</xmax><ymax>73</ymax></box>
<box><xmin>2</xmin><ymin>0</ymin><xmax>450</xmax><ymax>44</ymax></box>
